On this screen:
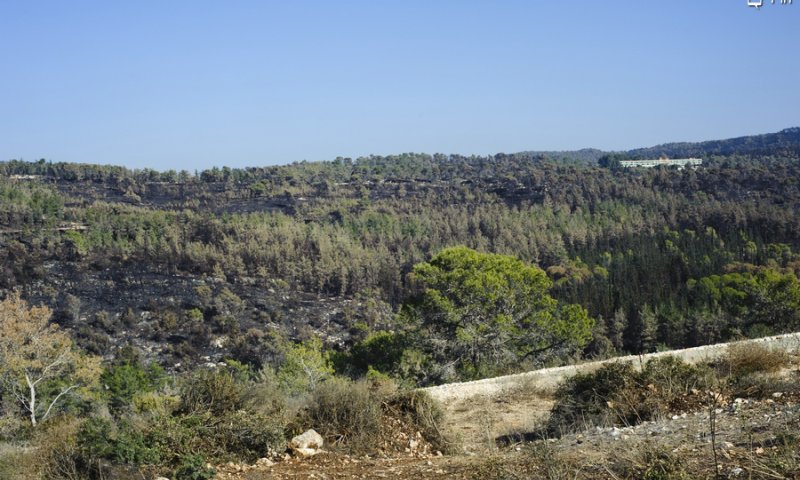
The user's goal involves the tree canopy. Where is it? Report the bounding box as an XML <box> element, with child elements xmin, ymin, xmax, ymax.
<box><xmin>404</xmin><ymin>247</ymin><xmax>593</xmax><ymax>383</ymax></box>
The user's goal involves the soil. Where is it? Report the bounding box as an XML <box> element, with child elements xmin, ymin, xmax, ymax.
<box><xmin>213</xmin><ymin>362</ymin><xmax>800</xmax><ymax>479</ymax></box>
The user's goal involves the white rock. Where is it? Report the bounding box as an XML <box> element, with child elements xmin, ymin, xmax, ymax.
<box><xmin>289</xmin><ymin>429</ymin><xmax>324</xmax><ymax>457</ymax></box>
<box><xmin>255</xmin><ymin>457</ymin><xmax>274</xmax><ymax>467</ymax></box>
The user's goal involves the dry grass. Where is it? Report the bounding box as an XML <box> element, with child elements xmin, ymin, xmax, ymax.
<box><xmin>721</xmin><ymin>342</ymin><xmax>790</xmax><ymax>378</ymax></box>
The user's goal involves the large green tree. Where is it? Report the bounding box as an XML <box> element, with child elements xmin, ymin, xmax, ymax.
<box><xmin>404</xmin><ymin>246</ymin><xmax>593</xmax><ymax>383</ymax></box>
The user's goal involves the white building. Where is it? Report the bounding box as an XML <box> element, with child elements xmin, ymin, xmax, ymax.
<box><xmin>620</xmin><ymin>158</ymin><xmax>702</xmax><ymax>169</ymax></box>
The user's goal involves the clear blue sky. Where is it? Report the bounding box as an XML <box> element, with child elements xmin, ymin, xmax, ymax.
<box><xmin>1</xmin><ymin>1</ymin><xmax>798</xmax><ymax>171</ymax></box>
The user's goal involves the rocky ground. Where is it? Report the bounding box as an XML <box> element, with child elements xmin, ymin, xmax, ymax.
<box><xmin>211</xmin><ymin>363</ymin><xmax>800</xmax><ymax>480</ymax></box>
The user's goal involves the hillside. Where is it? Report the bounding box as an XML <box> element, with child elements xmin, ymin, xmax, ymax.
<box><xmin>1</xmin><ymin>128</ymin><xmax>800</xmax><ymax>375</ymax></box>
<box><xmin>628</xmin><ymin>127</ymin><xmax>800</xmax><ymax>159</ymax></box>
<box><xmin>2</xmin><ymin>128</ymin><xmax>800</xmax><ymax>479</ymax></box>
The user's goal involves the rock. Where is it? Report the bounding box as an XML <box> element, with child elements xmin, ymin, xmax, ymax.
<box><xmin>256</xmin><ymin>457</ymin><xmax>274</xmax><ymax>467</ymax></box>
<box><xmin>289</xmin><ymin>429</ymin><xmax>324</xmax><ymax>457</ymax></box>
<box><xmin>772</xmin><ymin>392</ymin><xmax>783</xmax><ymax>398</ymax></box>
<box><xmin>155</xmin><ymin>477</ymin><xmax>170</xmax><ymax>480</ymax></box>
<box><xmin>730</xmin><ymin>467</ymin><xmax>744</xmax><ymax>477</ymax></box>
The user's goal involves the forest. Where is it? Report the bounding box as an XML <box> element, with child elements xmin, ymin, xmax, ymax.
<box><xmin>2</xmin><ymin>128</ymin><xmax>800</xmax><ymax>477</ymax></box>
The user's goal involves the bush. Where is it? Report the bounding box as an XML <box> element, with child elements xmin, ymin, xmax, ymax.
<box><xmin>303</xmin><ymin>377</ymin><xmax>385</xmax><ymax>451</ymax></box>
<box><xmin>638</xmin><ymin>356</ymin><xmax>714</xmax><ymax>412</ymax></box>
<box><xmin>179</xmin><ymin>369</ymin><xmax>244</xmax><ymax>415</ymax></box>
<box><xmin>389</xmin><ymin>389</ymin><xmax>454</xmax><ymax>454</ymax></box>
<box><xmin>0</xmin><ymin>445</ymin><xmax>50</xmax><ymax>480</ymax></box>
<box><xmin>548</xmin><ymin>356</ymin><xmax>711</xmax><ymax>435</ymax></box>
<box><xmin>213</xmin><ymin>410</ymin><xmax>286</xmax><ymax>461</ymax></box>
<box><xmin>548</xmin><ymin>362</ymin><xmax>637</xmax><ymax>433</ymax></box>
<box><xmin>717</xmin><ymin>343</ymin><xmax>792</xmax><ymax>398</ymax></box>
<box><xmin>102</xmin><ymin>361</ymin><xmax>167</xmax><ymax>414</ymax></box>
<box><xmin>174</xmin><ymin>454</ymin><xmax>215</xmax><ymax>480</ymax></box>
<box><xmin>721</xmin><ymin>342</ymin><xmax>789</xmax><ymax>378</ymax></box>
<box><xmin>76</xmin><ymin>407</ymin><xmax>286</xmax><ymax>472</ymax></box>
<box><xmin>621</xmin><ymin>443</ymin><xmax>689</xmax><ymax>480</ymax></box>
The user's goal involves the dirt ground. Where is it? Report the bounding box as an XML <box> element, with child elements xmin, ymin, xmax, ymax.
<box><xmin>216</xmin><ymin>356</ymin><xmax>800</xmax><ymax>480</ymax></box>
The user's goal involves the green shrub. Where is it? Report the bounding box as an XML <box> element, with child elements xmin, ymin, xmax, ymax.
<box><xmin>77</xmin><ymin>407</ymin><xmax>286</xmax><ymax>472</ymax></box>
<box><xmin>174</xmin><ymin>454</ymin><xmax>215</xmax><ymax>480</ymax></box>
<box><xmin>102</xmin><ymin>361</ymin><xmax>167</xmax><ymax>414</ymax></box>
<box><xmin>132</xmin><ymin>391</ymin><xmax>180</xmax><ymax>415</ymax></box>
<box><xmin>638</xmin><ymin>356</ymin><xmax>714</xmax><ymax>410</ymax></box>
<box><xmin>277</xmin><ymin>338</ymin><xmax>333</xmax><ymax>397</ymax></box>
<box><xmin>548</xmin><ymin>362</ymin><xmax>637</xmax><ymax>433</ymax></box>
<box><xmin>718</xmin><ymin>343</ymin><xmax>792</xmax><ymax>398</ymax></box>
<box><xmin>338</xmin><ymin>331</ymin><xmax>407</xmax><ymax>378</ymax></box>
<box><xmin>0</xmin><ymin>448</ymin><xmax>43</xmax><ymax>480</ymax></box>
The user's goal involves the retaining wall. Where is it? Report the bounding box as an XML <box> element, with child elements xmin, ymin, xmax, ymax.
<box><xmin>423</xmin><ymin>332</ymin><xmax>800</xmax><ymax>402</ymax></box>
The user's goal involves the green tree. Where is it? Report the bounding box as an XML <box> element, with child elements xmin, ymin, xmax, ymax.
<box><xmin>404</xmin><ymin>247</ymin><xmax>593</xmax><ymax>383</ymax></box>
<box><xmin>276</xmin><ymin>337</ymin><xmax>333</xmax><ymax>396</ymax></box>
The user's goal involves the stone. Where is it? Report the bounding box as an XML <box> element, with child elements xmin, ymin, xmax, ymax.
<box><xmin>289</xmin><ymin>429</ymin><xmax>324</xmax><ymax>457</ymax></box>
<box><xmin>256</xmin><ymin>457</ymin><xmax>274</xmax><ymax>467</ymax></box>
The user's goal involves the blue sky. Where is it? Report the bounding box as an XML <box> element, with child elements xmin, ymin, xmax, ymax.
<box><xmin>1</xmin><ymin>1</ymin><xmax>798</xmax><ymax>171</ymax></box>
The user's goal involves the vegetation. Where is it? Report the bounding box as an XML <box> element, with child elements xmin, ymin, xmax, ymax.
<box><xmin>1</xmin><ymin>129</ymin><xmax>800</xmax><ymax>477</ymax></box>
<box><xmin>402</xmin><ymin>247</ymin><xmax>592</xmax><ymax>382</ymax></box>
<box><xmin>0</xmin><ymin>294</ymin><xmax>101</xmax><ymax>428</ymax></box>
<box><xmin>547</xmin><ymin>356</ymin><xmax>713</xmax><ymax>434</ymax></box>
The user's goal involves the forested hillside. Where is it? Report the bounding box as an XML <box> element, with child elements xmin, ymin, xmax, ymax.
<box><xmin>3</xmin><ymin>129</ymin><xmax>800</xmax><ymax>479</ymax></box>
<box><xmin>1</xmin><ymin>129</ymin><xmax>800</xmax><ymax>382</ymax></box>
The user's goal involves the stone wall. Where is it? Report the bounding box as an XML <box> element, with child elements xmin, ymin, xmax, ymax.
<box><xmin>423</xmin><ymin>332</ymin><xmax>800</xmax><ymax>402</ymax></box>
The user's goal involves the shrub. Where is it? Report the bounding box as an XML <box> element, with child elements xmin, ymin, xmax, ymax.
<box><xmin>622</xmin><ymin>443</ymin><xmax>689</xmax><ymax>480</ymax></box>
<box><xmin>303</xmin><ymin>377</ymin><xmax>384</xmax><ymax>451</ymax></box>
<box><xmin>212</xmin><ymin>410</ymin><xmax>286</xmax><ymax>461</ymax></box>
<box><xmin>548</xmin><ymin>362</ymin><xmax>637</xmax><ymax>433</ymax></box>
<box><xmin>179</xmin><ymin>369</ymin><xmax>244</xmax><ymax>415</ymax></box>
<box><xmin>132</xmin><ymin>391</ymin><xmax>180</xmax><ymax>415</ymax></box>
<box><xmin>0</xmin><ymin>446</ymin><xmax>47</xmax><ymax>480</ymax></box>
<box><xmin>717</xmin><ymin>342</ymin><xmax>792</xmax><ymax>398</ymax></box>
<box><xmin>722</xmin><ymin>342</ymin><xmax>789</xmax><ymax>378</ymax></box>
<box><xmin>102</xmin><ymin>361</ymin><xmax>167</xmax><ymax>414</ymax></box>
<box><xmin>548</xmin><ymin>356</ymin><xmax>711</xmax><ymax>435</ymax></box>
<box><xmin>174</xmin><ymin>454</ymin><xmax>215</xmax><ymax>480</ymax></box>
<box><xmin>389</xmin><ymin>389</ymin><xmax>454</xmax><ymax>454</ymax></box>
<box><xmin>277</xmin><ymin>338</ymin><xmax>334</xmax><ymax>397</ymax></box>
